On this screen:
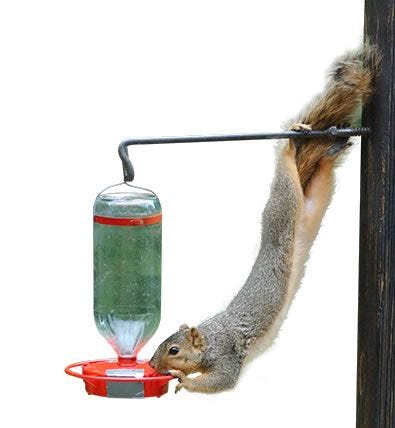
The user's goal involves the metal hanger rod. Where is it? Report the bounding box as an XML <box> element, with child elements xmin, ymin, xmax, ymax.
<box><xmin>118</xmin><ymin>126</ymin><xmax>370</xmax><ymax>182</ymax></box>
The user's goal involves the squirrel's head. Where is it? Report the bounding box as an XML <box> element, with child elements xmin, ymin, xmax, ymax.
<box><xmin>149</xmin><ymin>324</ymin><xmax>206</xmax><ymax>375</ymax></box>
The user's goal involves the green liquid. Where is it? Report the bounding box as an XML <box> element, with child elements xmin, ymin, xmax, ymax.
<box><xmin>93</xmin><ymin>187</ymin><xmax>161</xmax><ymax>357</ymax></box>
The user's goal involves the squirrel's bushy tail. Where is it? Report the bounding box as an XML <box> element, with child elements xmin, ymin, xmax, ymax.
<box><xmin>289</xmin><ymin>43</ymin><xmax>381</xmax><ymax>190</ymax></box>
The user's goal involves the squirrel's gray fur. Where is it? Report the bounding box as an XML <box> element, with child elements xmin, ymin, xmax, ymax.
<box><xmin>150</xmin><ymin>44</ymin><xmax>380</xmax><ymax>394</ymax></box>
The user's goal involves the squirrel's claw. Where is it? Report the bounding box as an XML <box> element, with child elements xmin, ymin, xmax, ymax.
<box><xmin>175</xmin><ymin>383</ymin><xmax>184</xmax><ymax>394</ymax></box>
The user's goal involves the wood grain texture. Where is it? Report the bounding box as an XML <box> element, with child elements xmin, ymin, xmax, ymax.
<box><xmin>358</xmin><ymin>1</ymin><xmax>395</xmax><ymax>426</ymax></box>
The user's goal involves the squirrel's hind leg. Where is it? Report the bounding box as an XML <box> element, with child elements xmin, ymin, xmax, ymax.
<box><xmin>302</xmin><ymin>136</ymin><xmax>351</xmax><ymax>233</ymax></box>
<box><xmin>302</xmin><ymin>156</ymin><xmax>338</xmax><ymax>241</ymax></box>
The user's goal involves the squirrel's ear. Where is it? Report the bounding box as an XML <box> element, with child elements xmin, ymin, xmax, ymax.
<box><xmin>179</xmin><ymin>323</ymin><xmax>189</xmax><ymax>331</ymax></box>
<box><xmin>188</xmin><ymin>327</ymin><xmax>206</xmax><ymax>350</ymax></box>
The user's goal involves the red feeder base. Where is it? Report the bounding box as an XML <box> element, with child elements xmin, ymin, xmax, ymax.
<box><xmin>65</xmin><ymin>357</ymin><xmax>173</xmax><ymax>398</ymax></box>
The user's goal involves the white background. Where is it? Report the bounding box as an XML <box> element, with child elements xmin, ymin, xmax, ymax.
<box><xmin>1</xmin><ymin>1</ymin><xmax>364</xmax><ymax>427</ymax></box>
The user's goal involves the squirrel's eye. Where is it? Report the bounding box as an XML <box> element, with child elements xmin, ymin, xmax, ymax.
<box><xmin>168</xmin><ymin>346</ymin><xmax>179</xmax><ymax>355</ymax></box>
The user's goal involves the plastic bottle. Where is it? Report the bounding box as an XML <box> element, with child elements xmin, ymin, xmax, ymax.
<box><xmin>93</xmin><ymin>183</ymin><xmax>161</xmax><ymax>358</ymax></box>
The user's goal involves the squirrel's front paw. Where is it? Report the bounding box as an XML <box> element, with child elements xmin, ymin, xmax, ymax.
<box><xmin>169</xmin><ymin>369</ymin><xmax>186</xmax><ymax>394</ymax></box>
<box><xmin>290</xmin><ymin>122</ymin><xmax>312</xmax><ymax>132</ymax></box>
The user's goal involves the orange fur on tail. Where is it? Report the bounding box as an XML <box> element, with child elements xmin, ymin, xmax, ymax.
<box><xmin>287</xmin><ymin>43</ymin><xmax>381</xmax><ymax>191</ymax></box>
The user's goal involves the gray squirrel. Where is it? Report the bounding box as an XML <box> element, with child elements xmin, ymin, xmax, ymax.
<box><xmin>150</xmin><ymin>44</ymin><xmax>380</xmax><ymax>393</ymax></box>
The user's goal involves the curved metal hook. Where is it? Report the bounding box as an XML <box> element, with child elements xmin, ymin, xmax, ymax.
<box><xmin>118</xmin><ymin>141</ymin><xmax>135</xmax><ymax>182</ymax></box>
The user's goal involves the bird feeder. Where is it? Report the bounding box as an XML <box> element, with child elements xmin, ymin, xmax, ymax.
<box><xmin>65</xmin><ymin>182</ymin><xmax>172</xmax><ymax>398</ymax></box>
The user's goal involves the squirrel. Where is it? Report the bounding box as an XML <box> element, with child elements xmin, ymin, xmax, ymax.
<box><xmin>150</xmin><ymin>44</ymin><xmax>381</xmax><ymax>394</ymax></box>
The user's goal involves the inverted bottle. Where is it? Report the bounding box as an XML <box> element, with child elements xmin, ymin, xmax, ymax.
<box><xmin>93</xmin><ymin>183</ymin><xmax>162</xmax><ymax>358</ymax></box>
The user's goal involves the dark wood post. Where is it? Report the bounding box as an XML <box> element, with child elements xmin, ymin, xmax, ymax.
<box><xmin>357</xmin><ymin>0</ymin><xmax>395</xmax><ymax>426</ymax></box>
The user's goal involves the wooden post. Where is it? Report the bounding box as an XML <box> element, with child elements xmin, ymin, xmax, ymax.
<box><xmin>357</xmin><ymin>0</ymin><xmax>395</xmax><ymax>426</ymax></box>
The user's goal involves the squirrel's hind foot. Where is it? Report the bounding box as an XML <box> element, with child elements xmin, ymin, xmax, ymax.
<box><xmin>325</xmin><ymin>123</ymin><xmax>353</xmax><ymax>157</ymax></box>
<box><xmin>326</xmin><ymin>141</ymin><xmax>353</xmax><ymax>157</ymax></box>
<box><xmin>290</xmin><ymin>122</ymin><xmax>312</xmax><ymax>132</ymax></box>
